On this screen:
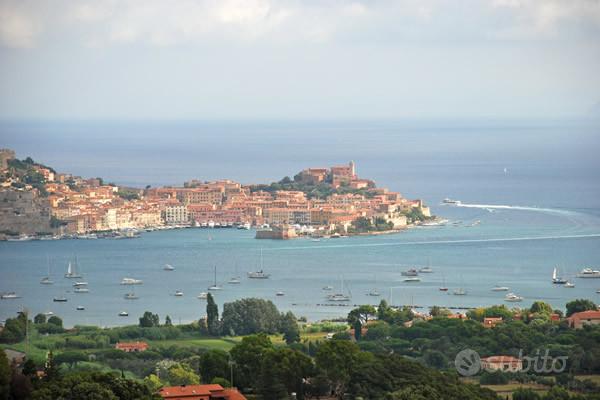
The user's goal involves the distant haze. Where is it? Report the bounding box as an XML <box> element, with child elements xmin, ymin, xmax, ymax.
<box><xmin>0</xmin><ymin>0</ymin><xmax>599</xmax><ymax>120</ymax></box>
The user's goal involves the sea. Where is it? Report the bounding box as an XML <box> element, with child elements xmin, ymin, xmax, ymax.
<box><xmin>1</xmin><ymin>119</ymin><xmax>599</xmax><ymax>327</ymax></box>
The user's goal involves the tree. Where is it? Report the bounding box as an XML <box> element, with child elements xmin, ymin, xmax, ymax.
<box><xmin>221</xmin><ymin>298</ymin><xmax>282</xmax><ymax>336</ymax></box>
<box><xmin>164</xmin><ymin>315</ymin><xmax>172</xmax><ymax>326</ymax></box>
<box><xmin>167</xmin><ymin>364</ymin><xmax>200</xmax><ymax>386</ymax></box>
<box><xmin>566</xmin><ymin>299</ymin><xmax>597</xmax><ymax>317</ymax></box>
<box><xmin>230</xmin><ymin>334</ymin><xmax>273</xmax><ymax>390</ymax></box>
<box><xmin>44</xmin><ymin>351</ymin><xmax>58</xmax><ymax>381</ymax></box>
<box><xmin>199</xmin><ymin>350</ymin><xmax>229</xmax><ymax>384</ymax></box>
<box><xmin>47</xmin><ymin>315</ymin><xmax>63</xmax><ymax>328</ymax></box>
<box><xmin>10</xmin><ymin>373</ymin><xmax>32</xmax><ymax>400</ymax></box>
<box><xmin>143</xmin><ymin>374</ymin><xmax>163</xmax><ymax>392</ymax></box>
<box><xmin>258</xmin><ymin>348</ymin><xmax>314</xmax><ymax>400</ymax></box>
<box><xmin>280</xmin><ymin>311</ymin><xmax>300</xmax><ymax>344</ymax></box>
<box><xmin>530</xmin><ymin>301</ymin><xmax>553</xmax><ymax>315</ymax></box>
<box><xmin>0</xmin><ymin>350</ymin><xmax>10</xmax><ymax>400</ymax></box>
<box><xmin>315</xmin><ymin>340</ymin><xmax>360</xmax><ymax>396</ymax></box>
<box><xmin>348</xmin><ymin>305</ymin><xmax>376</xmax><ymax>341</ymax></box>
<box><xmin>206</xmin><ymin>293</ymin><xmax>219</xmax><ymax>336</ymax></box>
<box><xmin>513</xmin><ymin>388</ymin><xmax>542</xmax><ymax>400</ymax></box>
<box><xmin>54</xmin><ymin>351</ymin><xmax>87</xmax><ymax>369</ymax></box>
<box><xmin>22</xmin><ymin>359</ymin><xmax>37</xmax><ymax>377</ymax></box>
<box><xmin>139</xmin><ymin>312</ymin><xmax>160</xmax><ymax>328</ymax></box>
<box><xmin>430</xmin><ymin>306</ymin><xmax>451</xmax><ymax>317</ymax></box>
<box><xmin>34</xmin><ymin>313</ymin><xmax>47</xmax><ymax>324</ymax></box>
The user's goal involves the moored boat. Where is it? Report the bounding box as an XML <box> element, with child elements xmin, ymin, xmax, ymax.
<box><xmin>576</xmin><ymin>268</ymin><xmax>600</xmax><ymax>278</ymax></box>
<box><xmin>504</xmin><ymin>293</ymin><xmax>523</xmax><ymax>302</ymax></box>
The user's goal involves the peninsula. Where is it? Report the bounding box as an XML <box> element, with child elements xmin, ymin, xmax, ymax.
<box><xmin>0</xmin><ymin>149</ymin><xmax>432</xmax><ymax>240</ymax></box>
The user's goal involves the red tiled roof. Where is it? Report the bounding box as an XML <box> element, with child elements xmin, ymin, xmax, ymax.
<box><xmin>569</xmin><ymin>310</ymin><xmax>600</xmax><ymax>320</ymax></box>
<box><xmin>481</xmin><ymin>355</ymin><xmax>521</xmax><ymax>364</ymax></box>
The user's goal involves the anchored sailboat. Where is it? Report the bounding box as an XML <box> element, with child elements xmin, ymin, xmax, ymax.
<box><xmin>41</xmin><ymin>256</ymin><xmax>54</xmax><ymax>285</ymax></box>
<box><xmin>64</xmin><ymin>257</ymin><xmax>83</xmax><ymax>279</ymax></box>
<box><xmin>208</xmin><ymin>266</ymin><xmax>222</xmax><ymax>290</ymax></box>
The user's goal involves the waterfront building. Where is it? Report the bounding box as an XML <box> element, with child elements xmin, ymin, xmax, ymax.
<box><xmin>158</xmin><ymin>384</ymin><xmax>246</xmax><ymax>400</ymax></box>
<box><xmin>163</xmin><ymin>204</ymin><xmax>189</xmax><ymax>225</ymax></box>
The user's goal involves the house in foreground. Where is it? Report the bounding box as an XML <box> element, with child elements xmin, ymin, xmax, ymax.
<box><xmin>158</xmin><ymin>384</ymin><xmax>246</xmax><ymax>400</ymax></box>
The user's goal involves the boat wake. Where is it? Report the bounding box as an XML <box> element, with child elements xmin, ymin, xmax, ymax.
<box><xmin>276</xmin><ymin>233</ymin><xmax>600</xmax><ymax>251</ymax></box>
<box><xmin>455</xmin><ymin>203</ymin><xmax>577</xmax><ymax>216</ymax></box>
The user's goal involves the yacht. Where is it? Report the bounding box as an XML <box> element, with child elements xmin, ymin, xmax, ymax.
<box><xmin>73</xmin><ymin>281</ymin><xmax>88</xmax><ymax>287</ymax></box>
<box><xmin>596</xmin><ymin>289</ymin><xmax>600</xmax><ymax>294</ymax></box>
<box><xmin>64</xmin><ymin>260</ymin><xmax>83</xmax><ymax>279</ymax></box>
<box><xmin>576</xmin><ymin>268</ymin><xmax>600</xmax><ymax>278</ymax></box>
<box><xmin>174</xmin><ymin>290</ymin><xmax>184</xmax><ymax>297</ymax></box>
<box><xmin>368</xmin><ymin>289</ymin><xmax>381</xmax><ymax>297</ymax></box>
<box><xmin>118</xmin><ymin>311</ymin><xmax>129</xmax><ymax>317</ymax></box>
<box><xmin>237</xmin><ymin>222</ymin><xmax>251</xmax><ymax>230</ymax></box>
<box><xmin>120</xmin><ymin>277</ymin><xmax>143</xmax><ymax>285</ymax></box>
<box><xmin>276</xmin><ymin>291</ymin><xmax>285</xmax><ymax>296</ymax></box>
<box><xmin>327</xmin><ymin>293</ymin><xmax>351</xmax><ymax>302</ymax></box>
<box><xmin>53</xmin><ymin>296</ymin><xmax>67</xmax><ymax>302</ymax></box>
<box><xmin>453</xmin><ymin>288</ymin><xmax>467</xmax><ymax>296</ymax></box>
<box><xmin>442</xmin><ymin>198</ymin><xmax>461</xmax><ymax>205</ymax></box>
<box><xmin>124</xmin><ymin>292</ymin><xmax>138</xmax><ymax>300</ymax></box>
<box><xmin>404</xmin><ymin>277</ymin><xmax>421</xmax><ymax>282</ymax></box>
<box><xmin>74</xmin><ymin>287</ymin><xmax>89</xmax><ymax>293</ymax></box>
<box><xmin>208</xmin><ymin>266</ymin><xmax>222</xmax><ymax>290</ymax></box>
<box><xmin>322</xmin><ymin>286</ymin><xmax>334</xmax><ymax>291</ymax></box>
<box><xmin>492</xmin><ymin>285</ymin><xmax>510</xmax><ymax>292</ymax></box>
<box><xmin>504</xmin><ymin>293</ymin><xmax>523</xmax><ymax>302</ymax></box>
<box><xmin>564</xmin><ymin>281</ymin><xmax>575</xmax><ymax>288</ymax></box>
<box><xmin>1</xmin><ymin>292</ymin><xmax>19</xmax><ymax>299</ymax></box>
<box><xmin>419</xmin><ymin>266</ymin><xmax>433</xmax><ymax>273</ymax></box>
<box><xmin>401</xmin><ymin>268</ymin><xmax>419</xmax><ymax>277</ymax></box>
<box><xmin>197</xmin><ymin>292</ymin><xmax>208</xmax><ymax>299</ymax></box>
<box><xmin>552</xmin><ymin>267</ymin><xmax>568</xmax><ymax>284</ymax></box>
<box><xmin>228</xmin><ymin>276</ymin><xmax>241</xmax><ymax>284</ymax></box>
<box><xmin>76</xmin><ymin>306</ymin><xmax>85</xmax><ymax>311</ymax></box>
<box><xmin>163</xmin><ymin>264</ymin><xmax>175</xmax><ymax>271</ymax></box>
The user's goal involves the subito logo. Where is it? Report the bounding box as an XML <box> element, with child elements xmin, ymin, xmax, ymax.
<box><xmin>454</xmin><ymin>349</ymin><xmax>481</xmax><ymax>376</ymax></box>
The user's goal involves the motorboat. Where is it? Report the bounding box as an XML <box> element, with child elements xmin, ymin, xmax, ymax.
<box><xmin>118</xmin><ymin>311</ymin><xmax>128</xmax><ymax>317</ymax></box>
<box><xmin>248</xmin><ymin>270</ymin><xmax>270</xmax><ymax>279</ymax></box>
<box><xmin>419</xmin><ymin>266</ymin><xmax>433</xmax><ymax>273</ymax></box>
<box><xmin>439</xmin><ymin>287</ymin><xmax>449</xmax><ymax>292</ymax></box>
<box><xmin>322</xmin><ymin>286</ymin><xmax>333</xmax><ymax>291</ymax></box>
<box><xmin>174</xmin><ymin>290</ymin><xmax>184</xmax><ymax>297</ymax></box>
<box><xmin>76</xmin><ymin>306</ymin><xmax>85</xmax><ymax>311</ymax></box>
<box><xmin>1</xmin><ymin>292</ymin><xmax>19</xmax><ymax>299</ymax></box>
<box><xmin>74</xmin><ymin>287</ymin><xmax>89</xmax><ymax>293</ymax></box>
<box><xmin>164</xmin><ymin>264</ymin><xmax>175</xmax><ymax>271</ymax></box>
<box><xmin>368</xmin><ymin>289</ymin><xmax>381</xmax><ymax>297</ymax></box>
<box><xmin>492</xmin><ymin>286</ymin><xmax>510</xmax><ymax>292</ymax></box>
<box><xmin>53</xmin><ymin>296</ymin><xmax>67</xmax><ymax>302</ymax></box>
<box><xmin>197</xmin><ymin>292</ymin><xmax>208</xmax><ymax>299</ymax></box>
<box><xmin>228</xmin><ymin>276</ymin><xmax>241</xmax><ymax>284</ymax></box>
<box><xmin>327</xmin><ymin>293</ymin><xmax>351</xmax><ymax>302</ymax></box>
<box><xmin>564</xmin><ymin>281</ymin><xmax>575</xmax><ymax>288</ymax></box>
<box><xmin>442</xmin><ymin>198</ymin><xmax>461</xmax><ymax>205</ymax></box>
<box><xmin>120</xmin><ymin>277</ymin><xmax>143</xmax><ymax>285</ymax></box>
<box><xmin>504</xmin><ymin>293</ymin><xmax>523</xmax><ymax>302</ymax></box>
<box><xmin>401</xmin><ymin>269</ymin><xmax>419</xmax><ymax>277</ymax></box>
<box><xmin>124</xmin><ymin>293</ymin><xmax>138</xmax><ymax>300</ymax></box>
<box><xmin>40</xmin><ymin>277</ymin><xmax>54</xmax><ymax>285</ymax></box>
<box><xmin>576</xmin><ymin>268</ymin><xmax>600</xmax><ymax>278</ymax></box>
<box><xmin>73</xmin><ymin>282</ymin><xmax>88</xmax><ymax>287</ymax></box>
<box><xmin>404</xmin><ymin>277</ymin><xmax>421</xmax><ymax>282</ymax></box>
<box><xmin>276</xmin><ymin>291</ymin><xmax>285</xmax><ymax>296</ymax></box>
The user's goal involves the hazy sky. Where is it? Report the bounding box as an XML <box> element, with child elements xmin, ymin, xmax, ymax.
<box><xmin>0</xmin><ymin>0</ymin><xmax>599</xmax><ymax>120</ymax></box>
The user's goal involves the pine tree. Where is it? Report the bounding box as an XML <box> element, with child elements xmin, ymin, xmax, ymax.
<box><xmin>206</xmin><ymin>293</ymin><xmax>219</xmax><ymax>336</ymax></box>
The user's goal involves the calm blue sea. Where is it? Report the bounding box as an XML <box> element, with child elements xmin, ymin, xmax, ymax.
<box><xmin>1</xmin><ymin>119</ymin><xmax>599</xmax><ymax>326</ymax></box>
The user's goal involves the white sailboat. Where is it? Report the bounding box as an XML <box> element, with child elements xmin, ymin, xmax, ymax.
<box><xmin>208</xmin><ymin>266</ymin><xmax>222</xmax><ymax>290</ymax></box>
<box><xmin>552</xmin><ymin>267</ymin><xmax>567</xmax><ymax>284</ymax></box>
<box><xmin>41</xmin><ymin>256</ymin><xmax>54</xmax><ymax>285</ymax></box>
<box><xmin>327</xmin><ymin>277</ymin><xmax>351</xmax><ymax>302</ymax></box>
<box><xmin>248</xmin><ymin>248</ymin><xmax>271</xmax><ymax>279</ymax></box>
<box><xmin>64</xmin><ymin>258</ymin><xmax>83</xmax><ymax>279</ymax></box>
<box><xmin>368</xmin><ymin>274</ymin><xmax>381</xmax><ymax>296</ymax></box>
<box><xmin>228</xmin><ymin>263</ymin><xmax>241</xmax><ymax>284</ymax></box>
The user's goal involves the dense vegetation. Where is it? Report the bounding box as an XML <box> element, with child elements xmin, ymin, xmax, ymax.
<box><xmin>2</xmin><ymin>298</ymin><xmax>600</xmax><ymax>399</ymax></box>
<box><xmin>248</xmin><ymin>175</ymin><xmax>375</xmax><ymax>200</ymax></box>
<box><xmin>3</xmin><ymin>157</ymin><xmax>51</xmax><ymax>196</ymax></box>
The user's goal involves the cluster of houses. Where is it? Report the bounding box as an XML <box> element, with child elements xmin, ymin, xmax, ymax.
<box><xmin>2</xmin><ymin>155</ymin><xmax>431</xmax><ymax>235</ymax></box>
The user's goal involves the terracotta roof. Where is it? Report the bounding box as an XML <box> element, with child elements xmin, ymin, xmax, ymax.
<box><xmin>569</xmin><ymin>310</ymin><xmax>600</xmax><ymax>320</ymax></box>
<box><xmin>158</xmin><ymin>385</ymin><xmax>247</xmax><ymax>400</ymax></box>
<box><xmin>482</xmin><ymin>355</ymin><xmax>521</xmax><ymax>364</ymax></box>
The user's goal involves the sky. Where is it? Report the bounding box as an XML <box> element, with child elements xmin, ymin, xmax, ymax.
<box><xmin>0</xmin><ymin>0</ymin><xmax>599</xmax><ymax>121</ymax></box>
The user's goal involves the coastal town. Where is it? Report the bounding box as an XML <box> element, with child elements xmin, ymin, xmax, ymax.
<box><xmin>0</xmin><ymin>148</ymin><xmax>432</xmax><ymax>240</ymax></box>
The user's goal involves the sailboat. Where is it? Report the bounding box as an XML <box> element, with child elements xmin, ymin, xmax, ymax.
<box><xmin>439</xmin><ymin>273</ymin><xmax>448</xmax><ymax>291</ymax></box>
<box><xmin>453</xmin><ymin>276</ymin><xmax>467</xmax><ymax>295</ymax></box>
<box><xmin>248</xmin><ymin>248</ymin><xmax>271</xmax><ymax>279</ymax></box>
<box><xmin>228</xmin><ymin>263</ymin><xmax>241</xmax><ymax>284</ymax></box>
<box><xmin>368</xmin><ymin>274</ymin><xmax>381</xmax><ymax>296</ymax></box>
<box><xmin>327</xmin><ymin>277</ymin><xmax>351</xmax><ymax>302</ymax></box>
<box><xmin>41</xmin><ymin>256</ymin><xmax>54</xmax><ymax>285</ymax></box>
<box><xmin>208</xmin><ymin>266</ymin><xmax>222</xmax><ymax>290</ymax></box>
<box><xmin>64</xmin><ymin>257</ymin><xmax>83</xmax><ymax>279</ymax></box>
<box><xmin>552</xmin><ymin>267</ymin><xmax>568</xmax><ymax>284</ymax></box>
